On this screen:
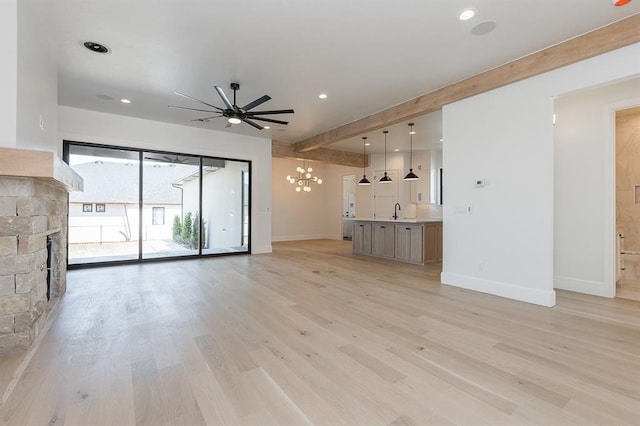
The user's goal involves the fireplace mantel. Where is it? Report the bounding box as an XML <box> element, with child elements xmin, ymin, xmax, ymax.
<box><xmin>0</xmin><ymin>147</ymin><xmax>82</xmax><ymax>354</ymax></box>
<box><xmin>0</xmin><ymin>147</ymin><xmax>83</xmax><ymax>192</ymax></box>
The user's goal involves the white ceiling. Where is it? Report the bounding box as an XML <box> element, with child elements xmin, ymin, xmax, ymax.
<box><xmin>51</xmin><ymin>1</ymin><xmax>639</xmax><ymax>152</ymax></box>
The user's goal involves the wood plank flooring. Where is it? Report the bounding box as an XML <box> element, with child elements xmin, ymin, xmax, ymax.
<box><xmin>1</xmin><ymin>240</ymin><xmax>639</xmax><ymax>425</ymax></box>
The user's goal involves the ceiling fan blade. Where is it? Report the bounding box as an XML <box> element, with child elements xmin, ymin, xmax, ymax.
<box><xmin>191</xmin><ymin>115</ymin><xmax>222</xmax><ymax>122</ymax></box>
<box><xmin>241</xmin><ymin>95</ymin><xmax>271</xmax><ymax>112</ymax></box>
<box><xmin>249</xmin><ymin>116</ymin><xmax>289</xmax><ymax>125</ymax></box>
<box><xmin>241</xmin><ymin>118</ymin><xmax>264</xmax><ymax>130</ymax></box>
<box><xmin>245</xmin><ymin>109</ymin><xmax>294</xmax><ymax>115</ymax></box>
<box><xmin>173</xmin><ymin>92</ymin><xmax>222</xmax><ymax>111</ymax></box>
<box><xmin>214</xmin><ymin>86</ymin><xmax>234</xmax><ymax>110</ymax></box>
<box><xmin>169</xmin><ymin>105</ymin><xmax>219</xmax><ymax>113</ymax></box>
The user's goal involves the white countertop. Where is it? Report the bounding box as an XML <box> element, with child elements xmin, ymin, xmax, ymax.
<box><xmin>345</xmin><ymin>217</ymin><xmax>442</xmax><ymax>223</ymax></box>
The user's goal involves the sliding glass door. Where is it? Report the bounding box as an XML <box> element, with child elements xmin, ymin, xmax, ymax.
<box><xmin>65</xmin><ymin>142</ymin><xmax>250</xmax><ymax>267</ymax></box>
<box><xmin>67</xmin><ymin>145</ymin><xmax>140</xmax><ymax>264</ymax></box>
<box><xmin>201</xmin><ymin>158</ymin><xmax>249</xmax><ymax>255</ymax></box>
<box><xmin>141</xmin><ymin>152</ymin><xmax>200</xmax><ymax>259</ymax></box>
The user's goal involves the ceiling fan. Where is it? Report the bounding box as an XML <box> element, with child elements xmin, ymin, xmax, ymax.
<box><xmin>144</xmin><ymin>154</ymin><xmax>195</xmax><ymax>164</ymax></box>
<box><xmin>169</xmin><ymin>83</ymin><xmax>294</xmax><ymax>130</ymax></box>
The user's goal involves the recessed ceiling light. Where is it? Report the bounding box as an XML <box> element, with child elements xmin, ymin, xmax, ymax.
<box><xmin>83</xmin><ymin>41</ymin><xmax>109</xmax><ymax>54</ymax></box>
<box><xmin>394</xmin><ymin>148</ymin><xmax>400</xmax><ymax>152</ymax></box>
<box><xmin>264</xmin><ymin>126</ymin><xmax>271</xmax><ymax>129</ymax></box>
<box><xmin>120</xmin><ymin>98</ymin><xmax>131</xmax><ymax>104</ymax></box>
<box><xmin>319</xmin><ymin>93</ymin><xmax>328</xmax><ymax>99</ymax></box>
<box><xmin>459</xmin><ymin>9</ymin><xmax>475</xmax><ymax>20</ymax></box>
<box><xmin>613</xmin><ymin>0</ymin><xmax>631</xmax><ymax>6</ymax></box>
<box><xmin>440</xmin><ymin>138</ymin><xmax>444</xmax><ymax>142</ymax></box>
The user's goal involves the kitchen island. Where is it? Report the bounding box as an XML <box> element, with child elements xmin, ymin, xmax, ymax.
<box><xmin>347</xmin><ymin>218</ymin><xmax>442</xmax><ymax>265</ymax></box>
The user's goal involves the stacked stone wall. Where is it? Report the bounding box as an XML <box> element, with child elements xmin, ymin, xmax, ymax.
<box><xmin>0</xmin><ymin>177</ymin><xmax>67</xmax><ymax>354</ymax></box>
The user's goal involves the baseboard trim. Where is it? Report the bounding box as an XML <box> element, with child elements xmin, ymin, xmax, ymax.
<box><xmin>441</xmin><ymin>272</ymin><xmax>556</xmax><ymax>307</ymax></box>
<box><xmin>271</xmin><ymin>234</ymin><xmax>339</xmax><ymax>242</ymax></box>
<box><xmin>554</xmin><ymin>275</ymin><xmax>613</xmax><ymax>298</ymax></box>
<box><xmin>251</xmin><ymin>244</ymin><xmax>272</xmax><ymax>254</ymax></box>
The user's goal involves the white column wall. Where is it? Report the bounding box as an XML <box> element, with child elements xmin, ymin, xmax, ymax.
<box><xmin>442</xmin><ymin>42</ymin><xmax>640</xmax><ymax>307</ymax></box>
<box><xmin>58</xmin><ymin>106</ymin><xmax>273</xmax><ymax>253</ymax></box>
<box><xmin>16</xmin><ymin>0</ymin><xmax>58</xmax><ymax>153</ymax></box>
<box><xmin>0</xmin><ymin>0</ymin><xmax>17</xmax><ymax>148</ymax></box>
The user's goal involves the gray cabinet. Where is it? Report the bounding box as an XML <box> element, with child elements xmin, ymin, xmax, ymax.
<box><xmin>352</xmin><ymin>220</ymin><xmax>442</xmax><ymax>265</ymax></box>
<box><xmin>395</xmin><ymin>224</ymin><xmax>424</xmax><ymax>264</ymax></box>
<box><xmin>352</xmin><ymin>221</ymin><xmax>372</xmax><ymax>255</ymax></box>
<box><xmin>372</xmin><ymin>223</ymin><xmax>395</xmax><ymax>258</ymax></box>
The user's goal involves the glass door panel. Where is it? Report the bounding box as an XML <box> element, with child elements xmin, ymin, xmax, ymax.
<box><xmin>201</xmin><ymin>159</ymin><xmax>249</xmax><ymax>255</ymax></box>
<box><xmin>141</xmin><ymin>152</ymin><xmax>200</xmax><ymax>259</ymax></box>
<box><xmin>67</xmin><ymin>145</ymin><xmax>140</xmax><ymax>264</ymax></box>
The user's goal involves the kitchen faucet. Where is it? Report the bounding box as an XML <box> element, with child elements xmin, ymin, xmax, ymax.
<box><xmin>393</xmin><ymin>203</ymin><xmax>401</xmax><ymax>220</ymax></box>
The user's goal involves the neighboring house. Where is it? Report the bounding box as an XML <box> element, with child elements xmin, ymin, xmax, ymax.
<box><xmin>68</xmin><ymin>161</ymin><xmax>194</xmax><ymax>244</ymax></box>
<box><xmin>179</xmin><ymin>159</ymin><xmax>249</xmax><ymax>251</ymax></box>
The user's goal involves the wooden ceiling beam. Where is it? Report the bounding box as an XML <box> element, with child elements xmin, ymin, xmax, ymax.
<box><xmin>293</xmin><ymin>14</ymin><xmax>640</xmax><ymax>153</ymax></box>
<box><xmin>272</xmin><ymin>140</ymin><xmax>366</xmax><ymax>168</ymax></box>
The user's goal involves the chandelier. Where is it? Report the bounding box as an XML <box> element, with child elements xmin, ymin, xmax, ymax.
<box><xmin>286</xmin><ymin>162</ymin><xmax>323</xmax><ymax>192</ymax></box>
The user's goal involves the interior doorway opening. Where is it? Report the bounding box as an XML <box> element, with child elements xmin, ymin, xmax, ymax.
<box><xmin>342</xmin><ymin>174</ymin><xmax>356</xmax><ymax>240</ymax></box>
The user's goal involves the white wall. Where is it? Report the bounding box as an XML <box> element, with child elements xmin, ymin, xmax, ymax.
<box><xmin>442</xmin><ymin>42</ymin><xmax>640</xmax><ymax>307</ymax></box>
<box><xmin>271</xmin><ymin>157</ymin><xmax>359</xmax><ymax>241</ymax></box>
<box><xmin>554</xmin><ymin>77</ymin><xmax>640</xmax><ymax>297</ymax></box>
<box><xmin>0</xmin><ymin>0</ymin><xmax>18</xmax><ymax>148</ymax></box>
<box><xmin>16</xmin><ymin>0</ymin><xmax>58</xmax><ymax>153</ymax></box>
<box><xmin>58</xmin><ymin>106</ymin><xmax>273</xmax><ymax>253</ymax></box>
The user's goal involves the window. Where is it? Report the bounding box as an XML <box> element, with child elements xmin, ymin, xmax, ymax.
<box><xmin>152</xmin><ymin>207</ymin><xmax>165</xmax><ymax>225</ymax></box>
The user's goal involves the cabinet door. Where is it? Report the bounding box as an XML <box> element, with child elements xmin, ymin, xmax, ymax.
<box><xmin>396</xmin><ymin>224</ymin><xmax>423</xmax><ymax>264</ymax></box>
<box><xmin>353</xmin><ymin>222</ymin><xmax>372</xmax><ymax>254</ymax></box>
<box><xmin>423</xmin><ymin>222</ymin><xmax>443</xmax><ymax>262</ymax></box>
<box><xmin>372</xmin><ymin>223</ymin><xmax>395</xmax><ymax>258</ymax></box>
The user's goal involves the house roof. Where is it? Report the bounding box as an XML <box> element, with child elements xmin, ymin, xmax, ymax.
<box><xmin>69</xmin><ymin>161</ymin><xmax>196</xmax><ymax>204</ymax></box>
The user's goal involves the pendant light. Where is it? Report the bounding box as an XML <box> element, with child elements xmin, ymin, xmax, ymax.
<box><xmin>358</xmin><ymin>137</ymin><xmax>371</xmax><ymax>185</ymax></box>
<box><xmin>379</xmin><ymin>130</ymin><xmax>392</xmax><ymax>183</ymax></box>
<box><xmin>404</xmin><ymin>122</ymin><xmax>419</xmax><ymax>181</ymax></box>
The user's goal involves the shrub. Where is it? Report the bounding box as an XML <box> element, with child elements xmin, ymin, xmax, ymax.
<box><xmin>172</xmin><ymin>215</ymin><xmax>182</xmax><ymax>242</ymax></box>
<box><xmin>191</xmin><ymin>212</ymin><xmax>200</xmax><ymax>249</ymax></box>
<box><xmin>182</xmin><ymin>212</ymin><xmax>192</xmax><ymax>245</ymax></box>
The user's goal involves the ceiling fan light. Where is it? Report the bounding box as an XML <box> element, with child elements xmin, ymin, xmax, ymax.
<box><xmin>228</xmin><ymin>117</ymin><xmax>242</xmax><ymax>124</ymax></box>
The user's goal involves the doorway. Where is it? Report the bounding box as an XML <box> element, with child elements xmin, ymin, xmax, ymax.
<box><xmin>614</xmin><ymin>105</ymin><xmax>640</xmax><ymax>301</ymax></box>
<box><xmin>342</xmin><ymin>174</ymin><xmax>356</xmax><ymax>240</ymax></box>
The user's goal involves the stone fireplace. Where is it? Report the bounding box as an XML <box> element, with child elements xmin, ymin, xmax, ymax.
<box><xmin>0</xmin><ymin>148</ymin><xmax>82</xmax><ymax>355</ymax></box>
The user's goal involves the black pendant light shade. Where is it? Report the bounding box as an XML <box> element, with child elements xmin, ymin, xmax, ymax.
<box><xmin>379</xmin><ymin>130</ymin><xmax>392</xmax><ymax>183</ymax></box>
<box><xmin>358</xmin><ymin>136</ymin><xmax>371</xmax><ymax>185</ymax></box>
<box><xmin>404</xmin><ymin>122</ymin><xmax>419</xmax><ymax>181</ymax></box>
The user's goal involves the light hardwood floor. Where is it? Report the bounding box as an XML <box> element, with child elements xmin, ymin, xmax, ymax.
<box><xmin>1</xmin><ymin>240</ymin><xmax>639</xmax><ymax>425</ymax></box>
